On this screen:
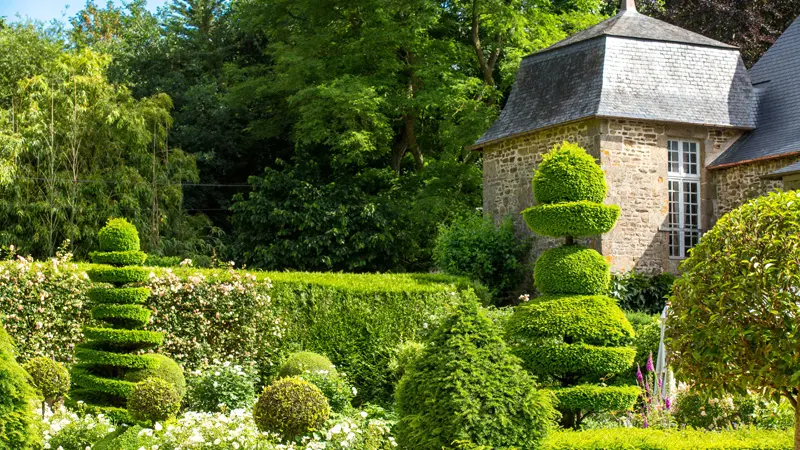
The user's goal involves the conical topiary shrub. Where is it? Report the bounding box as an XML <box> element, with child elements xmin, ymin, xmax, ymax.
<box><xmin>71</xmin><ymin>218</ymin><xmax>183</xmax><ymax>422</ymax></box>
<box><xmin>507</xmin><ymin>142</ymin><xmax>639</xmax><ymax>429</ymax></box>
<box><xmin>0</xmin><ymin>323</ymin><xmax>40</xmax><ymax>450</ymax></box>
<box><xmin>395</xmin><ymin>294</ymin><xmax>556</xmax><ymax>449</ymax></box>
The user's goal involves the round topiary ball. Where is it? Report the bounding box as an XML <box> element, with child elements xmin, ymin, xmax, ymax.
<box><xmin>532</xmin><ymin>142</ymin><xmax>607</xmax><ymax>205</ymax></box>
<box><xmin>534</xmin><ymin>245</ymin><xmax>610</xmax><ymax>295</ymax></box>
<box><xmin>253</xmin><ymin>377</ymin><xmax>330</xmax><ymax>440</ymax></box>
<box><xmin>127</xmin><ymin>378</ymin><xmax>181</xmax><ymax>424</ymax></box>
<box><xmin>124</xmin><ymin>354</ymin><xmax>186</xmax><ymax>399</ymax></box>
<box><xmin>98</xmin><ymin>218</ymin><xmax>141</xmax><ymax>252</ymax></box>
<box><xmin>23</xmin><ymin>357</ymin><xmax>70</xmax><ymax>403</ymax></box>
<box><xmin>278</xmin><ymin>351</ymin><xmax>337</xmax><ymax>378</ymax></box>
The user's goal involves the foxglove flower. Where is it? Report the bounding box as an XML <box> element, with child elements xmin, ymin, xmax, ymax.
<box><xmin>636</xmin><ymin>364</ymin><xmax>644</xmax><ymax>385</ymax></box>
<box><xmin>646</xmin><ymin>352</ymin><xmax>655</xmax><ymax>373</ymax></box>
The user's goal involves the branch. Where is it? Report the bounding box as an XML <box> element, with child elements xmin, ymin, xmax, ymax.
<box><xmin>470</xmin><ymin>1</ymin><xmax>494</xmax><ymax>86</ymax></box>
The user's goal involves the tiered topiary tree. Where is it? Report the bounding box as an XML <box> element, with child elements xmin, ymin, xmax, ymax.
<box><xmin>71</xmin><ymin>218</ymin><xmax>183</xmax><ymax>422</ymax></box>
<box><xmin>507</xmin><ymin>142</ymin><xmax>639</xmax><ymax>429</ymax></box>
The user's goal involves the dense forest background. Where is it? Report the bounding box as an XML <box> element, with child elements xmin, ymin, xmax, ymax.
<box><xmin>0</xmin><ymin>0</ymin><xmax>797</xmax><ymax>271</ymax></box>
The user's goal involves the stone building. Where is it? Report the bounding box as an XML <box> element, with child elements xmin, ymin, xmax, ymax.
<box><xmin>471</xmin><ymin>0</ymin><xmax>800</xmax><ymax>274</ymax></box>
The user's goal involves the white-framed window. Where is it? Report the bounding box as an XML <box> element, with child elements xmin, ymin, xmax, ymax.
<box><xmin>668</xmin><ymin>140</ymin><xmax>700</xmax><ymax>259</ymax></box>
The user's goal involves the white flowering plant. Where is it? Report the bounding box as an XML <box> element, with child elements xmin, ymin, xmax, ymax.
<box><xmin>186</xmin><ymin>361</ymin><xmax>258</xmax><ymax>413</ymax></box>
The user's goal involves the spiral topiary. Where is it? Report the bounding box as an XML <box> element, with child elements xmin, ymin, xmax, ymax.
<box><xmin>253</xmin><ymin>377</ymin><xmax>330</xmax><ymax>440</ymax></box>
<box><xmin>510</xmin><ymin>142</ymin><xmax>638</xmax><ymax>429</ymax></box>
<box><xmin>71</xmin><ymin>218</ymin><xmax>183</xmax><ymax>422</ymax></box>
<box><xmin>278</xmin><ymin>351</ymin><xmax>337</xmax><ymax>378</ymax></box>
<box><xmin>23</xmin><ymin>357</ymin><xmax>70</xmax><ymax>415</ymax></box>
<box><xmin>127</xmin><ymin>378</ymin><xmax>181</xmax><ymax>424</ymax></box>
<box><xmin>0</xmin><ymin>323</ymin><xmax>40</xmax><ymax>449</ymax></box>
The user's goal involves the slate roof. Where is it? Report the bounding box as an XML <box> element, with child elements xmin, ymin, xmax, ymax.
<box><xmin>762</xmin><ymin>161</ymin><xmax>800</xmax><ymax>180</ymax></box>
<box><xmin>545</xmin><ymin>9</ymin><xmax>736</xmax><ymax>53</ymax></box>
<box><xmin>472</xmin><ymin>9</ymin><xmax>755</xmax><ymax>149</ymax></box>
<box><xmin>710</xmin><ymin>16</ymin><xmax>800</xmax><ymax>168</ymax></box>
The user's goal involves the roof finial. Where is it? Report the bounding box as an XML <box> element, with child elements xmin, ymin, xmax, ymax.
<box><xmin>621</xmin><ymin>0</ymin><xmax>637</xmax><ymax>12</ymax></box>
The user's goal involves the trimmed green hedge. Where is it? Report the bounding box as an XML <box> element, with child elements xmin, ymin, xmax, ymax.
<box><xmin>98</xmin><ymin>218</ymin><xmax>140</xmax><ymax>252</ymax></box>
<box><xmin>516</xmin><ymin>342</ymin><xmax>636</xmax><ymax>379</ymax></box>
<box><xmin>0</xmin><ymin>260</ymin><xmax>472</xmax><ymax>405</ymax></box>
<box><xmin>551</xmin><ymin>385</ymin><xmax>639</xmax><ymax>413</ymax></box>
<box><xmin>532</xmin><ymin>142</ymin><xmax>608</xmax><ymax>204</ymax></box>
<box><xmin>85</xmin><ymin>266</ymin><xmax>150</xmax><ymax>285</ymax></box>
<box><xmin>89</xmin><ymin>251</ymin><xmax>147</xmax><ymax>267</ymax></box>
<box><xmin>82</xmin><ymin>327</ymin><xmax>164</xmax><ymax>349</ymax></box>
<box><xmin>541</xmin><ymin>428</ymin><xmax>793</xmax><ymax>450</ymax></box>
<box><xmin>507</xmin><ymin>296</ymin><xmax>634</xmax><ymax>346</ymax></box>
<box><xmin>88</xmin><ymin>287</ymin><xmax>150</xmax><ymax>305</ymax></box>
<box><xmin>534</xmin><ymin>245</ymin><xmax>610</xmax><ymax>295</ymax></box>
<box><xmin>91</xmin><ymin>304</ymin><xmax>151</xmax><ymax>328</ymax></box>
<box><xmin>74</xmin><ymin>346</ymin><xmax>160</xmax><ymax>370</ymax></box>
<box><xmin>523</xmin><ymin>201</ymin><xmax>620</xmax><ymax>238</ymax></box>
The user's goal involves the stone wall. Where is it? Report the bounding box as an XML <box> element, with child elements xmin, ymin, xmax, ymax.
<box><xmin>482</xmin><ymin>117</ymin><xmax>742</xmax><ymax>276</ymax></box>
<box><xmin>711</xmin><ymin>155</ymin><xmax>800</xmax><ymax>221</ymax></box>
<box><xmin>481</xmin><ymin>119</ymin><xmax>601</xmax><ymax>262</ymax></box>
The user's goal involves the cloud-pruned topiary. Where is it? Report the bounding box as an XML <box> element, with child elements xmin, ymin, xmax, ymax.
<box><xmin>23</xmin><ymin>357</ymin><xmax>70</xmax><ymax>415</ymax></box>
<box><xmin>0</xmin><ymin>323</ymin><xmax>40</xmax><ymax>449</ymax></box>
<box><xmin>71</xmin><ymin>218</ymin><xmax>182</xmax><ymax>422</ymax></box>
<box><xmin>395</xmin><ymin>294</ymin><xmax>556</xmax><ymax>449</ymax></box>
<box><xmin>253</xmin><ymin>377</ymin><xmax>331</xmax><ymax>440</ymax></box>
<box><xmin>509</xmin><ymin>142</ymin><xmax>637</xmax><ymax>429</ymax></box>
<box><xmin>278</xmin><ymin>351</ymin><xmax>337</xmax><ymax>378</ymax></box>
<box><xmin>127</xmin><ymin>378</ymin><xmax>181</xmax><ymax>424</ymax></box>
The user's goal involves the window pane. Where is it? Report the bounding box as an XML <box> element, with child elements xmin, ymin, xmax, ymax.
<box><xmin>683</xmin><ymin>181</ymin><xmax>699</xmax><ymax>230</ymax></box>
<box><xmin>668</xmin><ymin>141</ymin><xmax>680</xmax><ymax>174</ymax></box>
<box><xmin>683</xmin><ymin>141</ymin><xmax>699</xmax><ymax>175</ymax></box>
<box><xmin>669</xmin><ymin>230</ymin><xmax>680</xmax><ymax>258</ymax></box>
<box><xmin>668</xmin><ymin>180</ymin><xmax>680</xmax><ymax>229</ymax></box>
<box><xmin>684</xmin><ymin>231</ymin><xmax>699</xmax><ymax>256</ymax></box>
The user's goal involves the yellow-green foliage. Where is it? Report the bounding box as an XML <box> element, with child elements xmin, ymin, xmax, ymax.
<box><xmin>253</xmin><ymin>377</ymin><xmax>331</xmax><ymax>440</ymax></box>
<box><xmin>523</xmin><ymin>201</ymin><xmax>620</xmax><ymax>237</ymax></box>
<box><xmin>97</xmin><ymin>218</ymin><xmax>141</xmax><ymax>252</ymax></box>
<box><xmin>0</xmin><ymin>324</ymin><xmax>40</xmax><ymax>450</ymax></box>
<box><xmin>541</xmin><ymin>428</ymin><xmax>792</xmax><ymax>450</ymax></box>
<box><xmin>533</xmin><ymin>142</ymin><xmax>608</xmax><ymax>204</ymax></box>
<box><xmin>127</xmin><ymin>378</ymin><xmax>181</xmax><ymax>424</ymax></box>
<box><xmin>23</xmin><ymin>357</ymin><xmax>70</xmax><ymax>403</ymax></box>
<box><xmin>124</xmin><ymin>354</ymin><xmax>186</xmax><ymax>399</ymax></box>
<box><xmin>395</xmin><ymin>296</ymin><xmax>556</xmax><ymax>450</ymax></box>
<box><xmin>534</xmin><ymin>246</ymin><xmax>610</xmax><ymax>295</ymax></box>
<box><xmin>278</xmin><ymin>352</ymin><xmax>337</xmax><ymax>378</ymax></box>
<box><xmin>513</xmin><ymin>142</ymin><xmax>636</xmax><ymax>428</ymax></box>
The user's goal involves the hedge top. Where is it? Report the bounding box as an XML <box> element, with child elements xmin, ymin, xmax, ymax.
<box><xmin>533</xmin><ymin>142</ymin><xmax>607</xmax><ymax>205</ymax></box>
<box><xmin>98</xmin><ymin>218</ymin><xmax>141</xmax><ymax>253</ymax></box>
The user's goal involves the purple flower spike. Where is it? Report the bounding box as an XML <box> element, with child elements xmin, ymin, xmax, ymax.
<box><xmin>643</xmin><ymin>416</ymin><xmax>649</xmax><ymax>429</ymax></box>
<box><xmin>646</xmin><ymin>353</ymin><xmax>655</xmax><ymax>373</ymax></box>
<box><xmin>658</xmin><ymin>375</ymin><xmax>664</xmax><ymax>389</ymax></box>
<box><xmin>636</xmin><ymin>364</ymin><xmax>644</xmax><ymax>385</ymax></box>
<box><xmin>665</xmin><ymin>397</ymin><xmax>672</xmax><ymax>410</ymax></box>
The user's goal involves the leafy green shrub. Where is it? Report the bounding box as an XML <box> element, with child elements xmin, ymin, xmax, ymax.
<box><xmin>89</xmin><ymin>251</ymin><xmax>147</xmax><ymax>267</ymax></box>
<box><xmin>279</xmin><ymin>351</ymin><xmax>337</xmax><ymax>378</ymax></box>
<box><xmin>388</xmin><ymin>341</ymin><xmax>424</xmax><ymax>382</ymax></box>
<box><xmin>625</xmin><ymin>312</ymin><xmax>660</xmax><ymax>373</ymax></box>
<box><xmin>185</xmin><ymin>362</ymin><xmax>257</xmax><ymax>413</ymax></box>
<box><xmin>668</xmin><ymin>191</ymin><xmax>800</xmax><ymax>428</ymax></box>
<box><xmin>610</xmin><ymin>272</ymin><xmax>675</xmax><ymax>314</ymax></box>
<box><xmin>673</xmin><ymin>391</ymin><xmax>794</xmax><ymax>431</ymax></box>
<box><xmin>85</xmin><ymin>266</ymin><xmax>150</xmax><ymax>285</ymax></box>
<box><xmin>395</xmin><ymin>296</ymin><xmax>556</xmax><ymax>450</ymax></box>
<box><xmin>533</xmin><ymin>142</ymin><xmax>608</xmax><ymax>204</ymax></box>
<box><xmin>298</xmin><ymin>370</ymin><xmax>355</xmax><ymax>413</ymax></box>
<box><xmin>253</xmin><ymin>377</ymin><xmax>331</xmax><ymax>440</ymax></box>
<box><xmin>433</xmin><ymin>214</ymin><xmax>528</xmax><ymax>302</ymax></box>
<box><xmin>540</xmin><ymin>427</ymin><xmax>792</xmax><ymax>450</ymax></box>
<box><xmin>0</xmin><ymin>324</ymin><xmax>40</xmax><ymax>450</ymax></box>
<box><xmin>534</xmin><ymin>246</ymin><xmax>611</xmax><ymax>295</ymax></box>
<box><xmin>510</xmin><ymin>142</ymin><xmax>637</xmax><ymax>429</ymax></box>
<box><xmin>97</xmin><ymin>218</ymin><xmax>140</xmax><ymax>252</ymax></box>
<box><xmin>124</xmin><ymin>354</ymin><xmax>186</xmax><ymax>399</ymax></box>
<box><xmin>523</xmin><ymin>201</ymin><xmax>620</xmax><ymax>238</ymax></box>
<box><xmin>23</xmin><ymin>357</ymin><xmax>69</xmax><ymax>412</ymax></box>
<box><xmin>127</xmin><ymin>378</ymin><xmax>181</xmax><ymax>424</ymax></box>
